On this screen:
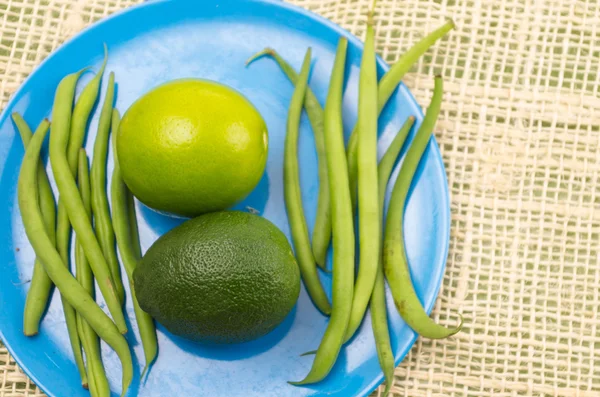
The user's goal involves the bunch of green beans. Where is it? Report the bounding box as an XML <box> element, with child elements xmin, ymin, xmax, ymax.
<box><xmin>14</xmin><ymin>49</ymin><xmax>158</xmax><ymax>396</ymax></box>
<box><xmin>17</xmin><ymin>119</ymin><xmax>132</xmax><ymax>397</ymax></box>
<box><xmin>49</xmin><ymin>70</ymin><xmax>127</xmax><ymax>335</ymax></box>
<box><xmin>266</xmin><ymin>3</ymin><xmax>462</xmax><ymax>389</ymax></box>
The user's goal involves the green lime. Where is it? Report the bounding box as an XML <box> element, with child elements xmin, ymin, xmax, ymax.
<box><xmin>118</xmin><ymin>79</ymin><xmax>268</xmax><ymax>217</ymax></box>
<box><xmin>133</xmin><ymin>211</ymin><xmax>301</xmax><ymax>344</ymax></box>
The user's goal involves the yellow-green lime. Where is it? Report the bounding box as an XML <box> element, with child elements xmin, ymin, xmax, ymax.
<box><xmin>118</xmin><ymin>79</ymin><xmax>268</xmax><ymax>217</ymax></box>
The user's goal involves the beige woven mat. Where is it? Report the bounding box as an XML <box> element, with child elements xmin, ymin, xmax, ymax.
<box><xmin>2</xmin><ymin>0</ymin><xmax>600</xmax><ymax>396</ymax></box>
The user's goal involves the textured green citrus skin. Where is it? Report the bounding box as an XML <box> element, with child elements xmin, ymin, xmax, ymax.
<box><xmin>118</xmin><ymin>79</ymin><xmax>268</xmax><ymax>217</ymax></box>
<box><xmin>134</xmin><ymin>211</ymin><xmax>300</xmax><ymax>344</ymax></box>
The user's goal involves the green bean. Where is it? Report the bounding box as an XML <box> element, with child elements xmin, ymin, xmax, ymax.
<box><xmin>371</xmin><ymin>116</ymin><xmax>415</xmax><ymax>397</ymax></box>
<box><xmin>344</xmin><ymin>8</ymin><xmax>380</xmax><ymax>343</ymax></box>
<box><xmin>281</xmin><ymin>48</ymin><xmax>331</xmax><ymax>316</ymax></box>
<box><xmin>111</xmin><ymin>109</ymin><xmax>158</xmax><ymax>377</ymax></box>
<box><xmin>246</xmin><ymin>49</ymin><xmax>331</xmax><ymax>270</ymax></box>
<box><xmin>11</xmin><ymin>114</ymin><xmax>55</xmax><ymax>336</ymax></box>
<box><xmin>127</xmin><ymin>195</ymin><xmax>142</xmax><ymax>259</ymax></box>
<box><xmin>91</xmin><ymin>72</ymin><xmax>125</xmax><ymax>305</ymax></box>
<box><xmin>49</xmin><ymin>70</ymin><xmax>127</xmax><ymax>334</ymax></box>
<box><xmin>17</xmin><ymin>121</ymin><xmax>132</xmax><ymax>397</ymax></box>
<box><xmin>347</xmin><ymin>19</ymin><xmax>455</xmax><ymax>208</ymax></box>
<box><xmin>75</xmin><ymin>149</ymin><xmax>110</xmax><ymax>397</ymax></box>
<box><xmin>66</xmin><ymin>45</ymin><xmax>108</xmax><ymax>172</ymax></box>
<box><xmin>383</xmin><ymin>76</ymin><xmax>462</xmax><ymax>339</ymax></box>
<box><xmin>290</xmin><ymin>38</ymin><xmax>354</xmax><ymax>385</ymax></box>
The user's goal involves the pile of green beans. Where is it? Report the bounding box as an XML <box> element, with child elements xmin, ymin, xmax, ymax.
<box><xmin>17</xmin><ymin>118</ymin><xmax>132</xmax><ymax>397</ymax></box>
<box><xmin>15</xmin><ymin>49</ymin><xmax>158</xmax><ymax>396</ymax></box>
<box><xmin>266</xmin><ymin>4</ymin><xmax>461</xmax><ymax>391</ymax></box>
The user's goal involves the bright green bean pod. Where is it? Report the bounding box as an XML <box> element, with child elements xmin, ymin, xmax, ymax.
<box><xmin>370</xmin><ymin>116</ymin><xmax>415</xmax><ymax>397</ymax></box>
<box><xmin>66</xmin><ymin>45</ymin><xmax>108</xmax><ymax>171</ymax></box>
<box><xmin>344</xmin><ymin>9</ymin><xmax>380</xmax><ymax>342</ymax></box>
<box><xmin>281</xmin><ymin>49</ymin><xmax>332</xmax><ymax>316</ymax></box>
<box><xmin>49</xmin><ymin>71</ymin><xmax>127</xmax><ymax>334</ymax></box>
<box><xmin>290</xmin><ymin>38</ymin><xmax>354</xmax><ymax>386</ymax></box>
<box><xmin>111</xmin><ymin>109</ymin><xmax>158</xmax><ymax>377</ymax></box>
<box><xmin>17</xmin><ymin>122</ymin><xmax>132</xmax><ymax>397</ymax></box>
<box><xmin>383</xmin><ymin>76</ymin><xmax>462</xmax><ymax>339</ymax></box>
<box><xmin>12</xmin><ymin>114</ymin><xmax>55</xmax><ymax>337</ymax></box>
<box><xmin>91</xmin><ymin>72</ymin><xmax>125</xmax><ymax>305</ymax></box>
<box><xmin>347</xmin><ymin>20</ymin><xmax>455</xmax><ymax>208</ymax></box>
<box><xmin>246</xmin><ymin>49</ymin><xmax>331</xmax><ymax>270</ymax></box>
<box><xmin>76</xmin><ymin>149</ymin><xmax>110</xmax><ymax>397</ymax></box>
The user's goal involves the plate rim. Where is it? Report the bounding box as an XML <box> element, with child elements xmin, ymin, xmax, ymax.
<box><xmin>0</xmin><ymin>0</ymin><xmax>451</xmax><ymax>396</ymax></box>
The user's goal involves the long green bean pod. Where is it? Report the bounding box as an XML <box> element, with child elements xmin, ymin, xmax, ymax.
<box><xmin>347</xmin><ymin>20</ymin><xmax>455</xmax><ymax>208</ymax></box>
<box><xmin>246</xmin><ymin>49</ymin><xmax>331</xmax><ymax>270</ymax></box>
<box><xmin>290</xmin><ymin>38</ymin><xmax>354</xmax><ymax>386</ymax></box>
<box><xmin>344</xmin><ymin>9</ymin><xmax>380</xmax><ymax>342</ymax></box>
<box><xmin>281</xmin><ymin>48</ymin><xmax>332</xmax><ymax>316</ymax></box>
<box><xmin>18</xmin><ymin>121</ymin><xmax>132</xmax><ymax>397</ymax></box>
<box><xmin>49</xmin><ymin>70</ymin><xmax>127</xmax><ymax>334</ymax></box>
<box><xmin>12</xmin><ymin>115</ymin><xmax>55</xmax><ymax>337</ymax></box>
<box><xmin>383</xmin><ymin>76</ymin><xmax>462</xmax><ymax>339</ymax></box>
<box><xmin>111</xmin><ymin>109</ymin><xmax>158</xmax><ymax>377</ymax></box>
<box><xmin>91</xmin><ymin>72</ymin><xmax>125</xmax><ymax>305</ymax></box>
<box><xmin>371</xmin><ymin>116</ymin><xmax>415</xmax><ymax>397</ymax></box>
<box><xmin>76</xmin><ymin>150</ymin><xmax>110</xmax><ymax>397</ymax></box>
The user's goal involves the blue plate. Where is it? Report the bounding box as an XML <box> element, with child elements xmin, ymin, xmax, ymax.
<box><xmin>0</xmin><ymin>0</ymin><xmax>450</xmax><ymax>396</ymax></box>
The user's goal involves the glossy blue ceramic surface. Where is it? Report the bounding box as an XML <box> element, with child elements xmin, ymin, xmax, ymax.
<box><xmin>0</xmin><ymin>0</ymin><xmax>450</xmax><ymax>396</ymax></box>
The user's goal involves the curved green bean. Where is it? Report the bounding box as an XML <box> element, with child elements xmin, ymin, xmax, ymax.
<box><xmin>111</xmin><ymin>109</ymin><xmax>158</xmax><ymax>377</ymax></box>
<box><xmin>344</xmin><ymin>10</ymin><xmax>380</xmax><ymax>342</ymax></box>
<box><xmin>383</xmin><ymin>76</ymin><xmax>462</xmax><ymax>339</ymax></box>
<box><xmin>281</xmin><ymin>49</ymin><xmax>331</xmax><ymax>316</ymax></box>
<box><xmin>371</xmin><ymin>116</ymin><xmax>415</xmax><ymax>397</ymax></box>
<box><xmin>49</xmin><ymin>70</ymin><xmax>127</xmax><ymax>334</ymax></box>
<box><xmin>290</xmin><ymin>38</ymin><xmax>354</xmax><ymax>386</ymax></box>
<box><xmin>76</xmin><ymin>149</ymin><xmax>110</xmax><ymax>397</ymax></box>
<box><xmin>66</xmin><ymin>45</ymin><xmax>108</xmax><ymax>172</ymax></box>
<box><xmin>12</xmin><ymin>114</ymin><xmax>55</xmax><ymax>337</ymax></box>
<box><xmin>91</xmin><ymin>72</ymin><xmax>125</xmax><ymax>305</ymax></box>
<box><xmin>246</xmin><ymin>49</ymin><xmax>331</xmax><ymax>270</ymax></box>
<box><xmin>17</xmin><ymin>122</ymin><xmax>132</xmax><ymax>397</ymax></box>
<box><xmin>347</xmin><ymin>19</ymin><xmax>455</xmax><ymax>208</ymax></box>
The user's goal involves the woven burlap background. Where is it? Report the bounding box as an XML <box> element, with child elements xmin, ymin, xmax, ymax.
<box><xmin>2</xmin><ymin>0</ymin><xmax>600</xmax><ymax>396</ymax></box>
